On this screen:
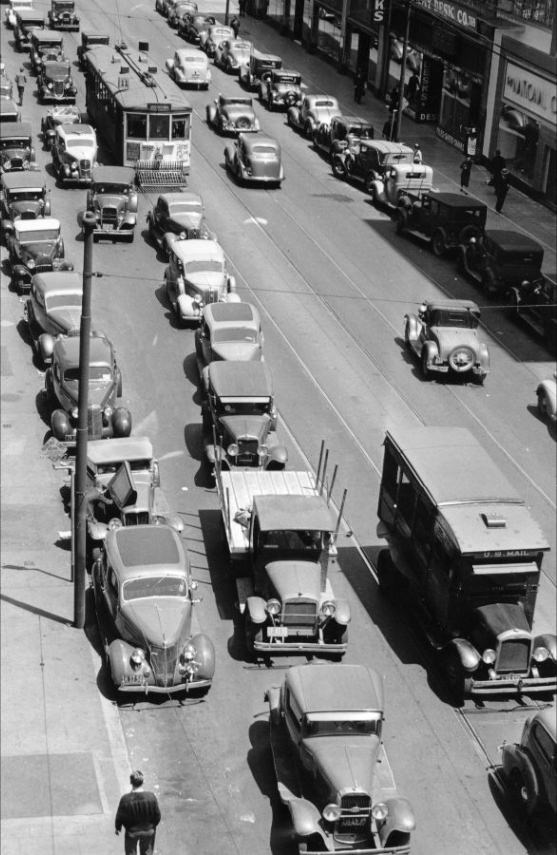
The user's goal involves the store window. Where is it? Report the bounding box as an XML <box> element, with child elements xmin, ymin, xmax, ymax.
<box><xmin>497</xmin><ymin>105</ymin><xmax>540</xmax><ymax>184</ymax></box>
<box><xmin>439</xmin><ymin>65</ymin><xmax>481</xmax><ymax>142</ymax></box>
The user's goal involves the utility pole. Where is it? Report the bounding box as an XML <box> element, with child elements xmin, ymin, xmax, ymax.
<box><xmin>224</xmin><ymin>0</ymin><xmax>230</xmax><ymax>24</ymax></box>
<box><xmin>73</xmin><ymin>210</ymin><xmax>96</xmax><ymax>629</ymax></box>
<box><xmin>395</xmin><ymin>0</ymin><xmax>411</xmax><ymax>143</ymax></box>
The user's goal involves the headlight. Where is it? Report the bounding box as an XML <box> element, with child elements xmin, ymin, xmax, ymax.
<box><xmin>70</xmin><ymin>406</ymin><xmax>79</xmax><ymax>419</ymax></box>
<box><xmin>47</xmin><ymin>82</ymin><xmax>53</xmax><ymax>90</ymax></box>
<box><xmin>372</xmin><ymin>802</ymin><xmax>389</xmax><ymax>821</ymax></box>
<box><xmin>482</xmin><ymin>648</ymin><xmax>497</xmax><ymax>664</ymax></box>
<box><xmin>104</xmin><ymin>405</ymin><xmax>113</xmax><ymax>419</ymax></box>
<box><xmin>181</xmin><ymin>643</ymin><xmax>197</xmax><ymax>662</ymax></box>
<box><xmin>227</xmin><ymin>443</ymin><xmax>238</xmax><ymax>457</ymax></box>
<box><xmin>193</xmin><ymin>294</ymin><xmax>202</xmax><ymax>304</ymax></box>
<box><xmin>533</xmin><ymin>646</ymin><xmax>549</xmax><ymax>662</ymax></box>
<box><xmin>108</xmin><ymin>518</ymin><xmax>123</xmax><ymax>531</ymax></box>
<box><xmin>323</xmin><ymin>803</ymin><xmax>341</xmax><ymax>822</ymax></box>
<box><xmin>27</xmin><ymin>258</ymin><xmax>36</xmax><ymax>269</ymax></box>
<box><xmin>266</xmin><ymin>598</ymin><xmax>281</xmax><ymax>616</ymax></box>
<box><xmin>130</xmin><ymin>648</ymin><xmax>145</xmax><ymax>669</ymax></box>
<box><xmin>321</xmin><ymin>600</ymin><xmax>336</xmax><ymax>618</ymax></box>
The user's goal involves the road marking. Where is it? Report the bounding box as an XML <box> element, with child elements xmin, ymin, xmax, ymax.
<box><xmin>243</xmin><ymin>216</ymin><xmax>268</xmax><ymax>225</ymax></box>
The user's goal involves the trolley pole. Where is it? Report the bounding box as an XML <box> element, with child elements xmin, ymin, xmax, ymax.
<box><xmin>73</xmin><ymin>211</ymin><xmax>97</xmax><ymax>629</ymax></box>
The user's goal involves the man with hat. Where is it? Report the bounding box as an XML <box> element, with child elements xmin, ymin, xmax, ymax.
<box><xmin>115</xmin><ymin>770</ymin><xmax>161</xmax><ymax>855</ymax></box>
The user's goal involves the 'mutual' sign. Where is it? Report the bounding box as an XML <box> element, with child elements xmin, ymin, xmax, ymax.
<box><xmin>504</xmin><ymin>62</ymin><xmax>557</xmax><ymax>126</ymax></box>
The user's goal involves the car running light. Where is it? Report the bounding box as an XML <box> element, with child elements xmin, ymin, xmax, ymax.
<box><xmin>108</xmin><ymin>518</ymin><xmax>123</xmax><ymax>531</ymax></box>
<box><xmin>181</xmin><ymin>643</ymin><xmax>196</xmax><ymax>662</ymax></box>
<box><xmin>130</xmin><ymin>649</ymin><xmax>145</xmax><ymax>669</ymax></box>
<box><xmin>266</xmin><ymin>598</ymin><xmax>281</xmax><ymax>616</ymax></box>
<box><xmin>482</xmin><ymin>648</ymin><xmax>496</xmax><ymax>664</ymax></box>
<box><xmin>533</xmin><ymin>646</ymin><xmax>549</xmax><ymax>662</ymax></box>
<box><xmin>372</xmin><ymin>802</ymin><xmax>389</xmax><ymax>821</ymax></box>
<box><xmin>321</xmin><ymin>600</ymin><xmax>336</xmax><ymax>618</ymax></box>
<box><xmin>323</xmin><ymin>803</ymin><xmax>341</xmax><ymax>822</ymax></box>
<box><xmin>70</xmin><ymin>406</ymin><xmax>78</xmax><ymax>419</ymax></box>
<box><xmin>227</xmin><ymin>443</ymin><xmax>238</xmax><ymax>457</ymax></box>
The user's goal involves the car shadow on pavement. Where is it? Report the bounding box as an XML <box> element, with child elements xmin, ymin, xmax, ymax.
<box><xmin>198</xmin><ymin>508</ymin><xmax>236</xmax><ymax>623</ymax></box>
<box><xmin>182</xmin><ymin>351</ymin><xmax>200</xmax><ymax>391</ymax></box>
<box><xmin>526</xmin><ymin>403</ymin><xmax>557</xmax><ymax>441</ymax></box>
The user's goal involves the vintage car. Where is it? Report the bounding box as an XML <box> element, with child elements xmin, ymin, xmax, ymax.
<box><xmin>24</xmin><ymin>270</ymin><xmax>81</xmax><ymax>362</ymax></box>
<box><xmin>47</xmin><ymin>0</ymin><xmax>79</xmax><ymax>30</ymax></box>
<box><xmin>178</xmin><ymin>14</ymin><xmax>216</xmax><ymax>44</ymax></box>
<box><xmin>6</xmin><ymin>217</ymin><xmax>69</xmax><ymax>294</ymax></box>
<box><xmin>201</xmin><ymin>24</ymin><xmax>234</xmax><ymax>59</ymax></box>
<box><xmin>458</xmin><ymin>229</ymin><xmax>544</xmax><ymax>297</ymax></box>
<box><xmin>195</xmin><ymin>301</ymin><xmax>264</xmax><ymax>374</ymax></box>
<box><xmin>76</xmin><ymin>32</ymin><xmax>109</xmax><ymax>68</ymax></box>
<box><xmin>266</xmin><ymin>663</ymin><xmax>415</xmax><ymax>854</ymax></box>
<box><xmin>536</xmin><ymin>373</ymin><xmax>557</xmax><ymax>423</ymax></box>
<box><xmin>259</xmin><ymin>69</ymin><xmax>303</xmax><ymax>111</ymax></box>
<box><xmin>404</xmin><ymin>299</ymin><xmax>489</xmax><ymax>384</ymax></box>
<box><xmin>0</xmin><ymin>122</ymin><xmax>37</xmax><ymax>172</ymax></box>
<box><xmin>85</xmin><ymin>166</ymin><xmax>137</xmax><ymax>243</ymax></box>
<box><xmin>91</xmin><ymin>524</ymin><xmax>215</xmax><ymax>695</ymax></box>
<box><xmin>287</xmin><ymin>93</ymin><xmax>339</xmax><ymax>137</ymax></box>
<box><xmin>40</xmin><ymin>103</ymin><xmax>82</xmax><ymax>149</ymax></box>
<box><xmin>166</xmin><ymin>47</ymin><xmax>211</xmax><ymax>89</ymax></box>
<box><xmin>313</xmin><ymin>114</ymin><xmax>374</xmax><ymax>159</ymax></box>
<box><xmin>330</xmin><ymin>138</ymin><xmax>411</xmax><ymax>189</ymax></box>
<box><xmin>38</xmin><ymin>60</ymin><xmax>77</xmax><ymax>103</ymax></box>
<box><xmin>84</xmin><ymin>437</ymin><xmax>184</xmax><ymax>547</ymax></box>
<box><xmin>164</xmin><ymin>237</ymin><xmax>239</xmax><ymax>325</ymax></box>
<box><xmin>14</xmin><ymin>9</ymin><xmax>45</xmax><ymax>50</ymax></box>
<box><xmin>44</xmin><ymin>330</ymin><xmax>132</xmax><ymax>444</ymax></box>
<box><xmin>5</xmin><ymin>0</ymin><xmax>34</xmax><ymax>28</ymax></box>
<box><xmin>206</xmin><ymin>94</ymin><xmax>259</xmax><ymax>135</ymax></box>
<box><xmin>366</xmin><ymin>143</ymin><xmax>433</xmax><ymax>207</ymax></box>
<box><xmin>29</xmin><ymin>29</ymin><xmax>65</xmax><ymax>73</ymax></box>
<box><xmin>239</xmin><ymin>49</ymin><xmax>282</xmax><ymax>90</ymax></box>
<box><xmin>167</xmin><ymin>0</ymin><xmax>198</xmax><ymax>28</ymax></box>
<box><xmin>214</xmin><ymin>38</ymin><xmax>252</xmax><ymax>74</ymax></box>
<box><xmin>202</xmin><ymin>361</ymin><xmax>287</xmax><ymax>478</ymax></box>
<box><xmin>224</xmin><ymin>133</ymin><xmax>284</xmax><ymax>187</ymax></box>
<box><xmin>0</xmin><ymin>70</ymin><xmax>14</xmax><ymax>101</ymax></box>
<box><xmin>147</xmin><ymin>191</ymin><xmax>212</xmax><ymax>257</ymax></box>
<box><xmin>396</xmin><ymin>191</ymin><xmax>487</xmax><ymax>256</ymax></box>
<box><xmin>1</xmin><ymin>172</ymin><xmax>50</xmax><ymax>229</ymax></box>
<box><xmin>500</xmin><ymin>709</ymin><xmax>556</xmax><ymax>816</ymax></box>
<box><xmin>156</xmin><ymin>0</ymin><xmax>196</xmax><ymax>17</ymax></box>
<box><xmin>51</xmin><ymin>123</ymin><xmax>97</xmax><ymax>184</ymax></box>
<box><xmin>0</xmin><ymin>99</ymin><xmax>21</xmax><ymax>124</ymax></box>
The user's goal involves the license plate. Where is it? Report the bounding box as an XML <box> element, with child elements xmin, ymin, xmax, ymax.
<box><xmin>342</xmin><ymin>817</ymin><xmax>365</xmax><ymax>828</ymax></box>
<box><xmin>122</xmin><ymin>674</ymin><xmax>144</xmax><ymax>685</ymax></box>
<box><xmin>267</xmin><ymin>627</ymin><xmax>288</xmax><ymax>639</ymax></box>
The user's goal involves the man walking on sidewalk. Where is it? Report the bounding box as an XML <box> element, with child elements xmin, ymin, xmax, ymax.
<box><xmin>460</xmin><ymin>156</ymin><xmax>472</xmax><ymax>191</ymax></box>
<box><xmin>494</xmin><ymin>168</ymin><xmax>510</xmax><ymax>213</ymax></box>
<box><xmin>115</xmin><ymin>770</ymin><xmax>161</xmax><ymax>855</ymax></box>
<box><xmin>15</xmin><ymin>67</ymin><xmax>26</xmax><ymax>106</ymax></box>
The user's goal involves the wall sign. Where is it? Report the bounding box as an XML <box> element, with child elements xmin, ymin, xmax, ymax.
<box><xmin>504</xmin><ymin>62</ymin><xmax>557</xmax><ymax>126</ymax></box>
<box><xmin>414</xmin><ymin>0</ymin><xmax>477</xmax><ymax>31</ymax></box>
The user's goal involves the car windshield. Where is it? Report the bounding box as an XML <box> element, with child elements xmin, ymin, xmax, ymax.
<box><xmin>304</xmin><ymin>712</ymin><xmax>382</xmax><ymax>737</ymax></box>
<box><xmin>314</xmin><ymin>99</ymin><xmax>335</xmax><ymax>108</ymax></box>
<box><xmin>169</xmin><ymin>201</ymin><xmax>202</xmax><ymax>214</ymax></box>
<box><xmin>19</xmin><ymin>228</ymin><xmax>59</xmax><ymax>242</ymax></box>
<box><xmin>44</xmin><ymin>292</ymin><xmax>81</xmax><ymax>310</ymax></box>
<box><xmin>64</xmin><ymin>364</ymin><xmax>112</xmax><ymax>381</ymax></box>
<box><xmin>94</xmin><ymin>183</ymin><xmax>130</xmax><ymax>194</ymax></box>
<box><xmin>8</xmin><ymin>190</ymin><xmax>43</xmax><ymax>201</ymax></box>
<box><xmin>54</xmin><ymin>1</ymin><xmax>73</xmax><ymax>8</ymax></box>
<box><xmin>185</xmin><ymin>260</ymin><xmax>223</xmax><ymax>273</ymax></box>
<box><xmin>430</xmin><ymin>309</ymin><xmax>479</xmax><ymax>328</ymax></box>
<box><xmin>37</xmin><ymin>41</ymin><xmax>62</xmax><ymax>50</ymax></box>
<box><xmin>234</xmin><ymin>42</ymin><xmax>251</xmax><ymax>50</ymax></box>
<box><xmin>183</xmin><ymin>56</ymin><xmax>205</xmax><ymax>63</ymax></box>
<box><xmin>218</xmin><ymin>401</ymin><xmax>269</xmax><ymax>416</ymax></box>
<box><xmin>212</xmin><ymin>327</ymin><xmax>257</xmax><ymax>343</ymax></box>
<box><xmin>92</xmin><ymin>459</ymin><xmax>152</xmax><ymax>475</ymax></box>
<box><xmin>223</xmin><ymin>98</ymin><xmax>252</xmax><ymax>106</ymax></box>
<box><xmin>348</xmin><ymin>123</ymin><xmax>373</xmax><ymax>137</ymax></box>
<box><xmin>65</xmin><ymin>138</ymin><xmax>94</xmax><ymax>149</ymax></box>
<box><xmin>0</xmin><ymin>138</ymin><xmax>31</xmax><ymax>149</ymax></box>
<box><xmin>123</xmin><ymin>575</ymin><xmax>188</xmax><ymax>600</ymax></box>
<box><xmin>262</xmin><ymin>529</ymin><xmax>323</xmax><ymax>551</ymax></box>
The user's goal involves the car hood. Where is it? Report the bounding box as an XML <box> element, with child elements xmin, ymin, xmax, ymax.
<box><xmin>20</xmin><ymin>242</ymin><xmax>58</xmax><ymax>262</ymax></box>
<box><xmin>62</xmin><ymin>378</ymin><xmax>114</xmax><ymax>408</ymax></box>
<box><xmin>120</xmin><ymin>599</ymin><xmax>191</xmax><ymax>648</ymax></box>
<box><xmin>266</xmin><ymin>560</ymin><xmax>322</xmax><ymax>601</ymax></box>
<box><xmin>47</xmin><ymin>306</ymin><xmax>81</xmax><ymax>333</ymax></box>
<box><xmin>9</xmin><ymin>200</ymin><xmax>43</xmax><ymax>218</ymax></box>
<box><xmin>185</xmin><ymin>271</ymin><xmax>225</xmax><ymax>291</ymax></box>
<box><xmin>210</xmin><ymin>341</ymin><xmax>261</xmax><ymax>362</ymax></box>
<box><xmin>301</xmin><ymin>735</ymin><xmax>379</xmax><ymax>796</ymax></box>
<box><xmin>220</xmin><ymin>413</ymin><xmax>271</xmax><ymax>442</ymax></box>
<box><xmin>169</xmin><ymin>212</ymin><xmax>203</xmax><ymax>231</ymax></box>
<box><xmin>314</xmin><ymin>106</ymin><xmax>339</xmax><ymax>123</ymax></box>
<box><xmin>64</xmin><ymin>146</ymin><xmax>94</xmax><ymax>161</ymax></box>
<box><xmin>94</xmin><ymin>194</ymin><xmax>126</xmax><ymax>211</ymax></box>
<box><xmin>247</xmin><ymin>157</ymin><xmax>281</xmax><ymax>179</ymax></box>
<box><xmin>430</xmin><ymin>326</ymin><xmax>480</xmax><ymax>356</ymax></box>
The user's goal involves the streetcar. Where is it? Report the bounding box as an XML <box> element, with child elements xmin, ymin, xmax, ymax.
<box><xmin>83</xmin><ymin>43</ymin><xmax>193</xmax><ymax>187</ymax></box>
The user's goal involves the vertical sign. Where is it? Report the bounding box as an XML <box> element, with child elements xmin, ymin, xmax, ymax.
<box><xmin>372</xmin><ymin>0</ymin><xmax>385</xmax><ymax>23</ymax></box>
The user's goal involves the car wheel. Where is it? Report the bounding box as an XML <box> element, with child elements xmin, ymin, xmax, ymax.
<box><xmin>442</xmin><ymin>649</ymin><xmax>466</xmax><ymax>707</ymax></box>
<box><xmin>403</xmin><ymin>319</ymin><xmax>413</xmax><ymax>348</ymax></box>
<box><xmin>304</xmin><ymin>120</ymin><xmax>312</xmax><ymax>138</ymax></box>
<box><xmin>244</xmin><ymin>615</ymin><xmax>263</xmax><ymax>657</ymax></box>
<box><xmin>420</xmin><ymin>349</ymin><xmax>431</xmax><ymax>380</ymax></box>
<box><xmin>44</xmin><ymin>369</ymin><xmax>56</xmax><ymax>406</ymax></box>
<box><xmin>331</xmin><ymin>157</ymin><xmax>347</xmax><ymax>179</ymax></box>
<box><xmin>431</xmin><ymin>229</ymin><xmax>446</xmax><ymax>257</ymax></box>
<box><xmin>267</xmin><ymin>94</ymin><xmax>273</xmax><ymax>111</ymax></box>
<box><xmin>448</xmin><ymin>345</ymin><xmax>475</xmax><ymax>373</ymax></box>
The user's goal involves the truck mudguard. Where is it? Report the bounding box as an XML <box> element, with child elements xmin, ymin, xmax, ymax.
<box><xmin>289</xmin><ymin>797</ymin><xmax>323</xmax><ymax>840</ymax></box>
<box><xmin>246</xmin><ymin>595</ymin><xmax>268</xmax><ymax>624</ymax></box>
<box><xmin>449</xmin><ymin>637</ymin><xmax>481</xmax><ymax>672</ymax></box>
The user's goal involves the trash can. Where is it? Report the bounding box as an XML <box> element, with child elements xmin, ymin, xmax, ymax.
<box><xmin>464</xmin><ymin>126</ymin><xmax>478</xmax><ymax>157</ymax></box>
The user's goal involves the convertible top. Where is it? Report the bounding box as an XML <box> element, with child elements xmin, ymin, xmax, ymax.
<box><xmin>31</xmin><ymin>28</ymin><xmax>63</xmax><ymax>43</ymax></box>
<box><xmin>208</xmin><ymin>360</ymin><xmax>272</xmax><ymax>398</ymax></box>
<box><xmin>203</xmin><ymin>301</ymin><xmax>259</xmax><ymax>327</ymax></box>
<box><xmin>87</xmin><ymin>436</ymin><xmax>154</xmax><ymax>467</ymax></box>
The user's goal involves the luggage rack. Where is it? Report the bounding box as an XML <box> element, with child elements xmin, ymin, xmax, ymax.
<box><xmin>135</xmin><ymin>159</ymin><xmax>188</xmax><ymax>189</ymax></box>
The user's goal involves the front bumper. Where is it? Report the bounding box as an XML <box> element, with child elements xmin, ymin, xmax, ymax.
<box><xmin>41</xmin><ymin>90</ymin><xmax>77</xmax><ymax>103</ymax></box>
<box><xmin>117</xmin><ymin>676</ymin><xmax>212</xmax><ymax>694</ymax></box>
<box><xmin>468</xmin><ymin>674</ymin><xmax>557</xmax><ymax>697</ymax></box>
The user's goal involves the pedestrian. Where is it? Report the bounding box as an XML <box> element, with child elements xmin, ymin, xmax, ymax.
<box><xmin>488</xmin><ymin>148</ymin><xmax>506</xmax><ymax>186</ymax></box>
<box><xmin>406</xmin><ymin>71</ymin><xmax>420</xmax><ymax>106</ymax></box>
<box><xmin>230</xmin><ymin>14</ymin><xmax>240</xmax><ymax>37</ymax></box>
<box><xmin>494</xmin><ymin>167</ymin><xmax>510</xmax><ymax>213</ymax></box>
<box><xmin>388</xmin><ymin>85</ymin><xmax>399</xmax><ymax>113</ymax></box>
<box><xmin>238</xmin><ymin>0</ymin><xmax>246</xmax><ymax>14</ymax></box>
<box><xmin>115</xmin><ymin>770</ymin><xmax>161</xmax><ymax>855</ymax></box>
<box><xmin>460</xmin><ymin>155</ymin><xmax>472</xmax><ymax>191</ymax></box>
<box><xmin>413</xmin><ymin>143</ymin><xmax>422</xmax><ymax>164</ymax></box>
<box><xmin>15</xmin><ymin>66</ymin><xmax>26</xmax><ymax>107</ymax></box>
<box><xmin>382</xmin><ymin>116</ymin><xmax>394</xmax><ymax>141</ymax></box>
<box><xmin>354</xmin><ymin>68</ymin><xmax>366</xmax><ymax>104</ymax></box>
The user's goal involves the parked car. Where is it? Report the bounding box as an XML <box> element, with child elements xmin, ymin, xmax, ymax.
<box><xmin>24</xmin><ymin>270</ymin><xmax>82</xmax><ymax>362</ymax></box>
<box><xmin>76</xmin><ymin>32</ymin><xmax>109</xmax><ymax>68</ymax></box>
<box><xmin>1</xmin><ymin>172</ymin><xmax>50</xmax><ymax>229</ymax></box>
<box><xmin>239</xmin><ymin>48</ymin><xmax>282</xmax><ymax>90</ymax></box>
<box><xmin>178</xmin><ymin>14</ymin><xmax>215</xmax><ymax>44</ymax></box>
<box><xmin>147</xmin><ymin>191</ymin><xmax>212</xmax><ymax>257</ymax></box>
<box><xmin>259</xmin><ymin>69</ymin><xmax>303</xmax><ymax>111</ymax></box>
<box><xmin>266</xmin><ymin>664</ymin><xmax>415</xmax><ymax>853</ymax></box>
<box><xmin>5</xmin><ymin>0</ymin><xmax>34</xmax><ymax>28</ymax></box>
<box><xmin>165</xmin><ymin>47</ymin><xmax>211</xmax><ymax>89</ymax></box>
<box><xmin>167</xmin><ymin>0</ymin><xmax>198</xmax><ymax>28</ymax></box>
<box><xmin>47</xmin><ymin>0</ymin><xmax>79</xmax><ymax>30</ymax></box>
<box><xmin>84</xmin><ymin>166</ymin><xmax>138</xmax><ymax>243</ymax></box>
<box><xmin>224</xmin><ymin>133</ymin><xmax>284</xmax><ymax>187</ymax></box>
<box><xmin>38</xmin><ymin>60</ymin><xmax>76</xmax><ymax>103</ymax></box>
<box><xmin>336</xmin><ymin>138</ymin><xmax>413</xmax><ymax>189</ymax></box>
<box><xmin>396</xmin><ymin>191</ymin><xmax>487</xmax><ymax>256</ymax></box>
<box><xmin>44</xmin><ymin>330</ymin><xmax>131</xmax><ymax>444</ymax></box>
<box><xmin>163</xmin><ymin>238</ymin><xmax>239</xmax><ymax>325</ymax></box>
<box><xmin>511</xmin><ymin>277</ymin><xmax>557</xmax><ymax>349</ymax></box>
<box><xmin>41</xmin><ymin>103</ymin><xmax>82</xmax><ymax>149</ymax></box>
<box><xmin>214</xmin><ymin>38</ymin><xmax>252</xmax><ymax>74</ymax></box>
<box><xmin>29</xmin><ymin>29</ymin><xmax>65</xmax><ymax>73</ymax></box>
<box><xmin>206</xmin><ymin>94</ymin><xmax>259</xmax><ymax>135</ymax></box>
<box><xmin>333</xmin><ymin>139</ymin><xmax>425</xmax><ymax>188</ymax></box>
<box><xmin>313</xmin><ymin>114</ymin><xmax>374</xmax><ymax>159</ymax></box>
<box><xmin>366</xmin><ymin>142</ymin><xmax>433</xmax><ymax>207</ymax></box>
<box><xmin>200</xmin><ymin>23</ymin><xmax>233</xmax><ymax>58</ymax></box>
<box><xmin>287</xmin><ymin>93</ymin><xmax>339</xmax><ymax>137</ymax></box>
<box><xmin>51</xmin><ymin>123</ymin><xmax>97</xmax><ymax>184</ymax></box>
<box><xmin>458</xmin><ymin>230</ymin><xmax>544</xmax><ymax>297</ymax></box>
<box><xmin>6</xmin><ymin>217</ymin><xmax>69</xmax><ymax>294</ymax></box>
<box><xmin>91</xmin><ymin>524</ymin><xmax>215</xmax><ymax>695</ymax></box>
<box><xmin>500</xmin><ymin>709</ymin><xmax>556</xmax><ymax>815</ymax></box>
<box><xmin>14</xmin><ymin>9</ymin><xmax>45</xmax><ymax>51</ymax></box>
<box><xmin>536</xmin><ymin>373</ymin><xmax>557</xmax><ymax>423</ymax></box>
<box><xmin>0</xmin><ymin>99</ymin><xmax>21</xmax><ymax>124</ymax></box>
<box><xmin>0</xmin><ymin>122</ymin><xmax>37</xmax><ymax>172</ymax></box>
<box><xmin>195</xmin><ymin>301</ymin><xmax>264</xmax><ymax>375</ymax></box>
<box><xmin>202</xmin><ymin>360</ymin><xmax>287</xmax><ymax>478</ymax></box>
<box><xmin>156</xmin><ymin>0</ymin><xmax>196</xmax><ymax>17</ymax></box>
<box><xmin>404</xmin><ymin>299</ymin><xmax>490</xmax><ymax>384</ymax></box>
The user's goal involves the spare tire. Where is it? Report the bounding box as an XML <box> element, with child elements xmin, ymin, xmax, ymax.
<box><xmin>332</xmin><ymin>156</ymin><xmax>347</xmax><ymax>179</ymax></box>
<box><xmin>285</xmin><ymin>90</ymin><xmax>297</xmax><ymax>106</ymax></box>
<box><xmin>236</xmin><ymin>116</ymin><xmax>251</xmax><ymax>130</ymax></box>
<box><xmin>448</xmin><ymin>345</ymin><xmax>475</xmax><ymax>372</ymax></box>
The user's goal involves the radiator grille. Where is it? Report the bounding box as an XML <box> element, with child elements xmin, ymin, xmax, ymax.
<box><xmin>123</xmin><ymin>511</ymin><xmax>150</xmax><ymax>526</ymax></box>
<box><xmin>282</xmin><ymin>600</ymin><xmax>317</xmax><ymax>627</ymax></box>
<box><xmin>87</xmin><ymin>405</ymin><xmax>102</xmax><ymax>440</ymax></box>
<box><xmin>497</xmin><ymin>639</ymin><xmax>530</xmax><ymax>673</ymax></box>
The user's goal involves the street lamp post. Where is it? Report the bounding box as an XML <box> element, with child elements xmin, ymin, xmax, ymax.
<box><xmin>73</xmin><ymin>210</ymin><xmax>96</xmax><ymax>629</ymax></box>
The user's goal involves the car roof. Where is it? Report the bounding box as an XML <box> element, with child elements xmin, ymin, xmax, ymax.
<box><xmin>172</xmin><ymin>238</ymin><xmax>223</xmax><ymax>262</ymax></box>
<box><xmin>203</xmin><ymin>301</ymin><xmax>259</xmax><ymax>327</ymax></box>
<box><xmin>531</xmin><ymin>708</ymin><xmax>557</xmax><ymax>741</ymax></box>
<box><xmin>208</xmin><ymin>360</ymin><xmax>273</xmax><ymax>397</ymax></box>
<box><xmin>427</xmin><ymin>192</ymin><xmax>486</xmax><ymax>209</ymax></box>
<box><xmin>54</xmin><ymin>331</ymin><xmax>112</xmax><ymax>365</ymax></box>
<box><xmin>307</xmin><ymin>93</ymin><xmax>338</xmax><ymax>104</ymax></box>
<box><xmin>176</xmin><ymin>46</ymin><xmax>205</xmax><ymax>58</ymax></box>
<box><xmin>87</xmin><ymin>436</ymin><xmax>154</xmax><ymax>466</ymax></box>
<box><xmin>273</xmin><ymin>68</ymin><xmax>301</xmax><ymax>76</ymax></box>
<box><xmin>91</xmin><ymin>165</ymin><xmax>135</xmax><ymax>185</ymax></box>
<box><xmin>31</xmin><ymin>270</ymin><xmax>81</xmax><ymax>294</ymax></box>
<box><xmin>0</xmin><ymin>121</ymin><xmax>33</xmax><ymax>140</ymax></box>
<box><xmin>56</xmin><ymin>123</ymin><xmax>94</xmax><ymax>137</ymax></box>
<box><xmin>484</xmin><ymin>229</ymin><xmax>543</xmax><ymax>254</ymax></box>
<box><xmin>252</xmin><ymin>48</ymin><xmax>282</xmax><ymax>62</ymax></box>
<box><xmin>15</xmin><ymin>217</ymin><xmax>61</xmax><ymax>233</ymax></box>
<box><xmin>424</xmin><ymin>298</ymin><xmax>480</xmax><ymax>313</ymax></box>
<box><xmin>361</xmin><ymin>140</ymin><xmax>413</xmax><ymax>155</ymax></box>
<box><xmin>286</xmin><ymin>664</ymin><xmax>384</xmax><ymax>714</ymax></box>
<box><xmin>32</xmin><ymin>28</ymin><xmax>62</xmax><ymax>41</ymax></box>
<box><xmin>2</xmin><ymin>171</ymin><xmax>45</xmax><ymax>190</ymax></box>
<box><xmin>242</xmin><ymin>134</ymin><xmax>279</xmax><ymax>150</ymax></box>
<box><xmin>106</xmin><ymin>525</ymin><xmax>187</xmax><ymax>578</ymax></box>
<box><xmin>0</xmin><ymin>99</ymin><xmax>20</xmax><ymax>115</ymax></box>
<box><xmin>253</xmin><ymin>494</ymin><xmax>335</xmax><ymax>533</ymax></box>
<box><xmin>162</xmin><ymin>190</ymin><xmax>202</xmax><ymax>206</ymax></box>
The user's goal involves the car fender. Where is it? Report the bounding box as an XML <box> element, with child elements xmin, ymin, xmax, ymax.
<box><xmin>478</xmin><ymin>342</ymin><xmax>490</xmax><ymax>370</ymax></box>
<box><xmin>88</xmin><ymin>519</ymin><xmax>109</xmax><ymax>541</ymax></box>
<box><xmin>227</xmin><ymin>274</ymin><xmax>236</xmax><ymax>293</ymax></box>
<box><xmin>51</xmin><ymin>408</ymin><xmax>72</xmax><ymax>441</ymax></box>
<box><xmin>190</xmin><ymin>632</ymin><xmax>215</xmax><ymax>681</ymax></box>
<box><xmin>287</xmin><ymin>105</ymin><xmax>300</xmax><ymax>126</ymax></box>
<box><xmin>534</xmin><ymin>632</ymin><xmax>557</xmax><ymax>662</ymax></box>
<box><xmin>267</xmin><ymin>445</ymin><xmax>288</xmax><ymax>467</ymax></box>
<box><xmin>378</xmin><ymin>797</ymin><xmax>416</xmax><ymax>846</ymax></box>
<box><xmin>111</xmin><ymin>407</ymin><xmax>132</xmax><ymax>438</ymax></box>
<box><xmin>288</xmin><ymin>797</ymin><xmax>324</xmax><ymax>840</ymax></box>
<box><xmin>332</xmin><ymin>598</ymin><xmax>350</xmax><ymax>626</ymax></box>
<box><xmin>177</xmin><ymin>291</ymin><xmax>195</xmax><ymax>317</ymax></box>
<box><xmin>207</xmin><ymin>104</ymin><xmax>216</xmax><ymax>124</ymax></box>
<box><xmin>536</xmin><ymin>381</ymin><xmax>557</xmax><ymax>418</ymax></box>
<box><xmin>107</xmin><ymin>638</ymin><xmax>139</xmax><ymax>685</ymax></box>
<box><xmin>44</xmin><ymin>198</ymin><xmax>51</xmax><ymax>216</ymax></box>
<box><xmin>446</xmin><ymin>638</ymin><xmax>481</xmax><ymax>672</ymax></box>
<box><xmin>39</xmin><ymin>332</ymin><xmax>55</xmax><ymax>362</ymax></box>
<box><xmin>165</xmin><ymin>57</ymin><xmax>175</xmax><ymax>72</ymax></box>
<box><xmin>423</xmin><ymin>339</ymin><xmax>439</xmax><ymax>363</ymax></box>
<box><xmin>404</xmin><ymin>313</ymin><xmax>421</xmax><ymax>342</ymax></box>
<box><xmin>123</xmin><ymin>212</ymin><xmax>136</xmax><ymax>228</ymax></box>
<box><xmin>128</xmin><ymin>193</ymin><xmax>138</xmax><ymax>213</ymax></box>
<box><xmin>246</xmin><ymin>595</ymin><xmax>267</xmax><ymax>624</ymax></box>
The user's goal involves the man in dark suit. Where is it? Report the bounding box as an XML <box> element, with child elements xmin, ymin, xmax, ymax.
<box><xmin>115</xmin><ymin>770</ymin><xmax>161</xmax><ymax>855</ymax></box>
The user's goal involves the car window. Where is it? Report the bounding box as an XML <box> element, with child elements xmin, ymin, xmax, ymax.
<box><xmin>305</xmin><ymin>713</ymin><xmax>382</xmax><ymax>737</ymax></box>
<box><xmin>122</xmin><ymin>575</ymin><xmax>188</xmax><ymax>600</ymax></box>
<box><xmin>212</xmin><ymin>328</ymin><xmax>257</xmax><ymax>343</ymax></box>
